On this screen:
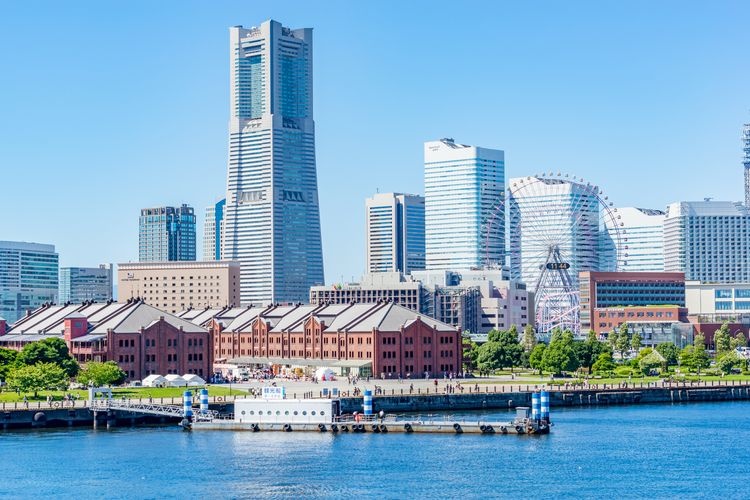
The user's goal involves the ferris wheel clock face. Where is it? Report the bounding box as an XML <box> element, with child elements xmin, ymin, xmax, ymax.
<box><xmin>484</xmin><ymin>173</ymin><xmax>624</xmax><ymax>336</ymax></box>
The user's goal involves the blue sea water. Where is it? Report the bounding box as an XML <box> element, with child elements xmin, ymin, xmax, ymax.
<box><xmin>2</xmin><ymin>402</ymin><xmax>749</xmax><ymax>499</ymax></box>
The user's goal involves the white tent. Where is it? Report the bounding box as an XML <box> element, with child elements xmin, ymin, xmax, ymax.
<box><xmin>142</xmin><ymin>374</ymin><xmax>167</xmax><ymax>388</ymax></box>
<box><xmin>315</xmin><ymin>367</ymin><xmax>336</xmax><ymax>381</ymax></box>
<box><xmin>183</xmin><ymin>374</ymin><xmax>207</xmax><ymax>386</ymax></box>
<box><xmin>164</xmin><ymin>374</ymin><xmax>188</xmax><ymax>387</ymax></box>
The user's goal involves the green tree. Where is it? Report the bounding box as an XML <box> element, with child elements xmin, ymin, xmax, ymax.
<box><xmin>76</xmin><ymin>361</ymin><xmax>126</xmax><ymax>387</ymax></box>
<box><xmin>680</xmin><ymin>345</ymin><xmax>695</xmax><ymax>371</ymax></box>
<box><xmin>6</xmin><ymin>363</ymin><xmax>69</xmax><ymax>397</ymax></box>
<box><xmin>714</xmin><ymin>322</ymin><xmax>731</xmax><ymax>356</ymax></box>
<box><xmin>462</xmin><ymin>337</ymin><xmax>479</xmax><ymax>372</ymax></box>
<box><xmin>607</xmin><ymin>330</ymin><xmax>618</xmax><ymax>352</ymax></box>
<box><xmin>616</xmin><ymin>325</ymin><xmax>630</xmax><ymax>360</ymax></box>
<box><xmin>521</xmin><ymin>324</ymin><xmax>537</xmax><ymax>353</ymax></box>
<box><xmin>529</xmin><ymin>344</ymin><xmax>546</xmax><ymax>375</ymax></box>
<box><xmin>630</xmin><ymin>332</ymin><xmax>642</xmax><ymax>353</ymax></box>
<box><xmin>716</xmin><ymin>351</ymin><xmax>745</xmax><ymax>375</ymax></box>
<box><xmin>655</xmin><ymin>342</ymin><xmax>679</xmax><ymax>366</ymax></box>
<box><xmin>17</xmin><ymin>338</ymin><xmax>79</xmax><ymax>377</ymax></box>
<box><xmin>691</xmin><ymin>334</ymin><xmax>711</xmax><ymax>375</ymax></box>
<box><xmin>592</xmin><ymin>351</ymin><xmax>616</xmax><ymax>373</ymax></box>
<box><xmin>541</xmin><ymin>330</ymin><xmax>579</xmax><ymax>375</ymax></box>
<box><xmin>476</xmin><ymin>329</ymin><xmax>523</xmax><ymax>371</ymax></box>
<box><xmin>731</xmin><ymin>332</ymin><xmax>747</xmax><ymax>350</ymax></box>
<box><xmin>0</xmin><ymin>347</ymin><xmax>18</xmax><ymax>380</ymax></box>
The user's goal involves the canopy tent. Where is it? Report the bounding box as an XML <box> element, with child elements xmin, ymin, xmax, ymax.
<box><xmin>142</xmin><ymin>374</ymin><xmax>167</xmax><ymax>388</ymax></box>
<box><xmin>164</xmin><ymin>374</ymin><xmax>188</xmax><ymax>387</ymax></box>
<box><xmin>182</xmin><ymin>374</ymin><xmax>207</xmax><ymax>386</ymax></box>
<box><xmin>314</xmin><ymin>367</ymin><xmax>336</xmax><ymax>381</ymax></box>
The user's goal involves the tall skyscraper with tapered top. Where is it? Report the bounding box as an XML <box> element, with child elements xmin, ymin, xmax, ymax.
<box><xmin>223</xmin><ymin>20</ymin><xmax>324</xmax><ymax>305</ymax></box>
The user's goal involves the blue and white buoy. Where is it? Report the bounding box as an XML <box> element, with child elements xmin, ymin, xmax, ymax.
<box><xmin>200</xmin><ymin>389</ymin><xmax>209</xmax><ymax>413</ymax></box>
<box><xmin>183</xmin><ymin>391</ymin><xmax>193</xmax><ymax>419</ymax></box>
<box><xmin>540</xmin><ymin>390</ymin><xmax>550</xmax><ymax>422</ymax></box>
<box><xmin>363</xmin><ymin>390</ymin><xmax>373</xmax><ymax>415</ymax></box>
<box><xmin>531</xmin><ymin>392</ymin><xmax>541</xmax><ymax>421</ymax></box>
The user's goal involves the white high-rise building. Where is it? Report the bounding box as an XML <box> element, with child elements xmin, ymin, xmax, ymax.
<box><xmin>203</xmin><ymin>199</ymin><xmax>225</xmax><ymax>261</ymax></box>
<box><xmin>424</xmin><ymin>138</ymin><xmax>505</xmax><ymax>270</ymax></box>
<box><xmin>223</xmin><ymin>20</ymin><xmax>324</xmax><ymax>304</ymax></box>
<box><xmin>365</xmin><ymin>193</ymin><xmax>425</xmax><ymax>274</ymax></box>
<box><xmin>0</xmin><ymin>241</ymin><xmax>59</xmax><ymax>323</ymax></box>
<box><xmin>602</xmin><ymin>207</ymin><xmax>665</xmax><ymax>272</ymax></box>
<box><xmin>664</xmin><ymin>201</ymin><xmax>750</xmax><ymax>283</ymax></box>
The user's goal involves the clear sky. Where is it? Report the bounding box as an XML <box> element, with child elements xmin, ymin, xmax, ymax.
<box><xmin>1</xmin><ymin>0</ymin><xmax>749</xmax><ymax>284</ymax></box>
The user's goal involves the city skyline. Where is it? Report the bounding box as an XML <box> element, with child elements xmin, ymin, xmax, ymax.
<box><xmin>1</xmin><ymin>1</ymin><xmax>749</xmax><ymax>284</ymax></box>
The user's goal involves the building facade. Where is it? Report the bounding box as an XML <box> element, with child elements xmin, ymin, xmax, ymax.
<box><xmin>424</xmin><ymin>138</ymin><xmax>505</xmax><ymax>270</ymax></box>
<box><xmin>579</xmin><ymin>271</ymin><xmax>685</xmax><ymax>332</ymax></box>
<box><xmin>59</xmin><ymin>265</ymin><xmax>113</xmax><ymax>304</ymax></box>
<box><xmin>744</xmin><ymin>124</ymin><xmax>750</xmax><ymax>208</ymax></box>
<box><xmin>223</xmin><ymin>20</ymin><xmax>324</xmax><ymax>305</ymax></box>
<box><xmin>0</xmin><ymin>241</ymin><xmax>59</xmax><ymax>323</ymax></box>
<box><xmin>117</xmin><ymin>261</ymin><xmax>241</xmax><ymax>314</ymax></box>
<box><xmin>0</xmin><ymin>300</ymin><xmax>212</xmax><ymax>381</ymax></box>
<box><xmin>179</xmin><ymin>302</ymin><xmax>461</xmax><ymax>378</ymax></box>
<box><xmin>310</xmin><ymin>270</ymin><xmax>531</xmax><ymax>334</ymax></box>
<box><xmin>139</xmin><ymin>204</ymin><xmax>197</xmax><ymax>262</ymax></box>
<box><xmin>664</xmin><ymin>201</ymin><xmax>750</xmax><ymax>283</ymax></box>
<box><xmin>203</xmin><ymin>198</ymin><xmax>225</xmax><ymax>261</ymax></box>
<box><xmin>602</xmin><ymin>207</ymin><xmax>665</xmax><ymax>272</ymax></box>
<box><xmin>366</xmin><ymin>193</ymin><xmax>425</xmax><ymax>274</ymax></box>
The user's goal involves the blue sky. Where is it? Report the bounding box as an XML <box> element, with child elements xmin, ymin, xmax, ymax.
<box><xmin>1</xmin><ymin>1</ymin><xmax>748</xmax><ymax>283</ymax></box>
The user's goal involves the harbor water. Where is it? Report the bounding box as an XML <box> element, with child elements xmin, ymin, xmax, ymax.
<box><xmin>3</xmin><ymin>401</ymin><xmax>750</xmax><ymax>499</ymax></box>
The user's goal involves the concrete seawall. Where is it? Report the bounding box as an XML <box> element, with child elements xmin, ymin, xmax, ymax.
<box><xmin>339</xmin><ymin>384</ymin><xmax>750</xmax><ymax>413</ymax></box>
<box><xmin>4</xmin><ymin>383</ymin><xmax>750</xmax><ymax>430</ymax></box>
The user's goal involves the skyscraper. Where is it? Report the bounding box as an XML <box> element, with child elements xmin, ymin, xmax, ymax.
<box><xmin>203</xmin><ymin>198</ymin><xmax>225</xmax><ymax>261</ymax></box>
<box><xmin>0</xmin><ymin>241</ymin><xmax>59</xmax><ymax>323</ymax></box>
<box><xmin>365</xmin><ymin>193</ymin><xmax>425</xmax><ymax>274</ymax></box>
<box><xmin>138</xmin><ymin>204</ymin><xmax>196</xmax><ymax>262</ymax></box>
<box><xmin>59</xmin><ymin>265</ymin><xmax>113</xmax><ymax>303</ymax></box>
<box><xmin>743</xmin><ymin>124</ymin><xmax>750</xmax><ymax>207</ymax></box>
<box><xmin>601</xmin><ymin>207</ymin><xmax>665</xmax><ymax>272</ymax></box>
<box><xmin>424</xmin><ymin>138</ymin><xmax>505</xmax><ymax>270</ymax></box>
<box><xmin>223</xmin><ymin>20</ymin><xmax>324</xmax><ymax>305</ymax></box>
<box><xmin>664</xmin><ymin>201</ymin><xmax>750</xmax><ymax>283</ymax></box>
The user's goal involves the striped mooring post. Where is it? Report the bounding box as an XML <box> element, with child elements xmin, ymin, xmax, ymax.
<box><xmin>531</xmin><ymin>392</ymin><xmax>541</xmax><ymax>421</ymax></box>
<box><xmin>183</xmin><ymin>391</ymin><xmax>193</xmax><ymax>420</ymax></box>
<box><xmin>200</xmin><ymin>389</ymin><xmax>209</xmax><ymax>413</ymax></box>
<box><xmin>540</xmin><ymin>390</ymin><xmax>550</xmax><ymax>422</ymax></box>
<box><xmin>363</xmin><ymin>390</ymin><xmax>373</xmax><ymax>415</ymax></box>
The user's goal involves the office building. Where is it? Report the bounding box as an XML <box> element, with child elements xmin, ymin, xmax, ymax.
<box><xmin>179</xmin><ymin>302</ymin><xmax>461</xmax><ymax>378</ymax></box>
<box><xmin>204</xmin><ymin>199</ymin><xmax>226</xmax><ymax>261</ymax></box>
<box><xmin>59</xmin><ymin>265</ymin><xmax>113</xmax><ymax>304</ymax></box>
<box><xmin>223</xmin><ymin>20</ymin><xmax>324</xmax><ymax>305</ymax></box>
<box><xmin>0</xmin><ymin>241</ymin><xmax>59</xmax><ymax>323</ymax></box>
<box><xmin>310</xmin><ymin>269</ymin><xmax>531</xmax><ymax>334</ymax></box>
<box><xmin>744</xmin><ymin>124</ymin><xmax>750</xmax><ymax>208</ymax></box>
<box><xmin>602</xmin><ymin>207</ymin><xmax>665</xmax><ymax>272</ymax></box>
<box><xmin>139</xmin><ymin>205</ymin><xmax>196</xmax><ymax>262</ymax></box>
<box><xmin>424</xmin><ymin>138</ymin><xmax>505</xmax><ymax>270</ymax></box>
<box><xmin>118</xmin><ymin>261</ymin><xmax>241</xmax><ymax>314</ymax></box>
<box><xmin>0</xmin><ymin>300</ymin><xmax>211</xmax><ymax>381</ymax></box>
<box><xmin>366</xmin><ymin>193</ymin><xmax>425</xmax><ymax>274</ymax></box>
<box><xmin>579</xmin><ymin>271</ymin><xmax>686</xmax><ymax>335</ymax></box>
<box><xmin>664</xmin><ymin>201</ymin><xmax>750</xmax><ymax>283</ymax></box>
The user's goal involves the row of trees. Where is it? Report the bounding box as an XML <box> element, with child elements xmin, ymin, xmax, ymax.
<box><xmin>0</xmin><ymin>338</ymin><xmax>126</xmax><ymax>397</ymax></box>
<box><xmin>464</xmin><ymin>321</ymin><xmax>750</xmax><ymax>377</ymax></box>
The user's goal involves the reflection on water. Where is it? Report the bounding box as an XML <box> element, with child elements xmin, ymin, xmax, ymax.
<box><xmin>2</xmin><ymin>403</ymin><xmax>749</xmax><ymax>499</ymax></box>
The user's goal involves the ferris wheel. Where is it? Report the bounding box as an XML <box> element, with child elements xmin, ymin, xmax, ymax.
<box><xmin>483</xmin><ymin>173</ymin><xmax>625</xmax><ymax>336</ymax></box>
